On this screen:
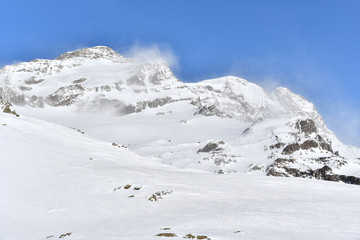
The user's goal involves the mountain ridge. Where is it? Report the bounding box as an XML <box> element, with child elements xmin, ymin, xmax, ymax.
<box><xmin>1</xmin><ymin>46</ymin><xmax>360</xmax><ymax>184</ymax></box>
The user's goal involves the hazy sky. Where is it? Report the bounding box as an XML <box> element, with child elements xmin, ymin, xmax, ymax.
<box><xmin>1</xmin><ymin>0</ymin><xmax>360</xmax><ymax>146</ymax></box>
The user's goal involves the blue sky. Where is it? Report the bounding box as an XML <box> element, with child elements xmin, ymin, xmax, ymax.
<box><xmin>1</xmin><ymin>0</ymin><xmax>360</xmax><ymax>146</ymax></box>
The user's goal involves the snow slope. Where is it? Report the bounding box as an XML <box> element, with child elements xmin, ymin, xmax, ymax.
<box><xmin>1</xmin><ymin>112</ymin><xmax>360</xmax><ymax>240</ymax></box>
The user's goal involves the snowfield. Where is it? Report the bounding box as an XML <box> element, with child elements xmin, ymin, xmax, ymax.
<box><xmin>1</xmin><ymin>112</ymin><xmax>360</xmax><ymax>240</ymax></box>
<box><xmin>1</xmin><ymin>46</ymin><xmax>360</xmax><ymax>239</ymax></box>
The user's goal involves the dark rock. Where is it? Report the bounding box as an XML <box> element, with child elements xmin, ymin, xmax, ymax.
<box><xmin>196</xmin><ymin>235</ymin><xmax>210</xmax><ymax>239</ymax></box>
<box><xmin>205</xmin><ymin>85</ymin><xmax>214</xmax><ymax>91</ymax></box>
<box><xmin>268</xmin><ymin>162</ymin><xmax>360</xmax><ymax>185</ymax></box>
<box><xmin>59</xmin><ymin>232</ymin><xmax>72</xmax><ymax>238</ymax></box>
<box><xmin>282</xmin><ymin>143</ymin><xmax>300</xmax><ymax>155</ymax></box>
<box><xmin>195</xmin><ymin>105</ymin><xmax>222</xmax><ymax>117</ymax></box>
<box><xmin>300</xmin><ymin>140</ymin><xmax>318</xmax><ymax>150</ymax></box>
<box><xmin>320</xmin><ymin>142</ymin><xmax>333</xmax><ymax>153</ymax></box>
<box><xmin>339</xmin><ymin>175</ymin><xmax>360</xmax><ymax>185</ymax></box>
<box><xmin>149</xmin><ymin>190</ymin><xmax>173</xmax><ymax>201</ymax></box>
<box><xmin>155</xmin><ymin>233</ymin><xmax>177</xmax><ymax>237</ymax></box>
<box><xmin>315</xmin><ymin>135</ymin><xmax>333</xmax><ymax>152</ymax></box>
<box><xmin>270</xmin><ymin>142</ymin><xmax>285</xmax><ymax>150</ymax></box>
<box><xmin>296</xmin><ymin>119</ymin><xmax>317</xmax><ymax>135</ymax></box>
<box><xmin>147</xmin><ymin>97</ymin><xmax>172</xmax><ymax>108</ymax></box>
<box><xmin>184</xmin><ymin>233</ymin><xmax>196</xmax><ymax>239</ymax></box>
<box><xmin>316</xmin><ymin>135</ymin><xmax>324</xmax><ymax>142</ymax></box>
<box><xmin>273</xmin><ymin>158</ymin><xmax>296</xmax><ymax>166</ymax></box>
<box><xmin>197</xmin><ymin>142</ymin><xmax>221</xmax><ymax>153</ymax></box>
<box><xmin>267</xmin><ymin>168</ymin><xmax>287</xmax><ymax>177</ymax></box>
<box><xmin>18</xmin><ymin>85</ymin><xmax>32</xmax><ymax>91</ymax></box>
<box><xmin>309</xmin><ymin>165</ymin><xmax>333</xmax><ymax>178</ymax></box>
<box><xmin>3</xmin><ymin>105</ymin><xmax>11</xmax><ymax>113</ymax></box>
<box><xmin>72</xmin><ymin>78</ymin><xmax>87</xmax><ymax>84</ymax></box>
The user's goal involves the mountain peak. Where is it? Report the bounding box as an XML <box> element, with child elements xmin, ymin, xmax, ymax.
<box><xmin>55</xmin><ymin>46</ymin><xmax>128</xmax><ymax>61</ymax></box>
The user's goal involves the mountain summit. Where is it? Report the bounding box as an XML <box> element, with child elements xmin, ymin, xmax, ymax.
<box><xmin>55</xmin><ymin>46</ymin><xmax>128</xmax><ymax>61</ymax></box>
<box><xmin>1</xmin><ymin>46</ymin><xmax>360</xmax><ymax>184</ymax></box>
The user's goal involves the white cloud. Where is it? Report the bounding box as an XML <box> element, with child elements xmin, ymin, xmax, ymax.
<box><xmin>124</xmin><ymin>44</ymin><xmax>179</xmax><ymax>68</ymax></box>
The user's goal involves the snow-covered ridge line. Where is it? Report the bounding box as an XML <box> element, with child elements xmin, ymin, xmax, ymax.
<box><xmin>1</xmin><ymin>46</ymin><xmax>360</xmax><ymax>185</ymax></box>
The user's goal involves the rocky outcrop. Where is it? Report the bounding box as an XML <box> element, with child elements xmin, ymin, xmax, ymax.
<box><xmin>300</xmin><ymin>140</ymin><xmax>319</xmax><ymax>150</ymax></box>
<box><xmin>0</xmin><ymin>100</ymin><xmax>19</xmax><ymax>116</ymax></box>
<box><xmin>316</xmin><ymin>135</ymin><xmax>333</xmax><ymax>153</ymax></box>
<box><xmin>194</xmin><ymin>105</ymin><xmax>223</xmax><ymax>117</ymax></box>
<box><xmin>267</xmin><ymin>159</ymin><xmax>360</xmax><ymax>185</ymax></box>
<box><xmin>282</xmin><ymin>143</ymin><xmax>300</xmax><ymax>155</ymax></box>
<box><xmin>72</xmin><ymin>78</ymin><xmax>87</xmax><ymax>84</ymax></box>
<box><xmin>296</xmin><ymin>119</ymin><xmax>317</xmax><ymax>135</ymax></box>
<box><xmin>197</xmin><ymin>142</ymin><xmax>223</xmax><ymax>153</ymax></box>
<box><xmin>46</xmin><ymin>85</ymin><xmax>85</xmax><ymax>106</ymax></box>
<box><xmin>267</xmin><ymin>162</ymin><xmax>360</xmax><ymax>185</ymax></box>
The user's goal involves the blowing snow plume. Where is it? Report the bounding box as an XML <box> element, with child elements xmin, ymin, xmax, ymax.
<box><xmin>124</xmin><ymin>44</ymin><xmax>179</xmax><ymax>68</ymax></box>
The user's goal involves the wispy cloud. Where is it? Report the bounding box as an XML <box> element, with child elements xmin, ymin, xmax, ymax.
<box><xmin>123</xmin><ymin>43</ymin><xmax>179</xmax><ymax>69</ymax></box>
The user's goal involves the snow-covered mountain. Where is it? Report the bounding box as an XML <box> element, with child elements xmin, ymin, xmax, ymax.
<box><xmin>2</xmin><ymin>46</ymin><xmax>360</xmax><ymax>240</ymax></box>
<box><xmin>1</xmin><ymin>46</ymin><xmax>360</xmax><ymax>184</ymax></box>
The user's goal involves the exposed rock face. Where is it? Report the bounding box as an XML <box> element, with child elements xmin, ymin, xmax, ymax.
<box><xmin>267</xmin><ymin>163</ymin><xmax>360</xmax><ymax>185</ymax></box>
<box><xmin>300</xmin><ymin>140</ymin><xmax>319</xmax><ymax>150</ymax></box>
<box><xmin>196</xmin><ymin>141</ymin><xmax>238</xmax><ymax>173</ymax></box>
<box><xmin>0</xmin><ymin>100</ymin><xmax>19</xmax><ymax>116</ymax></box>
<box><xmin>72</xmin><ymin>78</ymin><xmax>87</xmax><ymax>84</ymax></box>
<box><xmin>197</xmin><ymin>142</ymin><xmax>222</xmax><ymax>153</ymax></box>
<box><xmin>46</xmin><ymin>85</ymin><xmax>85</xmax><ymax>106</ymax></box>
<box><xmin>195</xmin><ymin>105</ymin><xmax>223</xmax><ymax>117</ymax></box>
<box><xmin>316</xmin><ymin>135</ymin><xmax>333</xmax><ymax>153</ymax></box>
<box><xmin>270</xmin><ymin>142</ymin><xmax>285</xmax><ymax>150</ymax></box>
<box><xmin>282</xmin><ymin>143</ymin><xmax>300</xmax><ymax>155</ymax></box>
<box><xmin>296</xmin><ymin>119</ymin><xmax>317</xmax><ymax>135</ymax></box>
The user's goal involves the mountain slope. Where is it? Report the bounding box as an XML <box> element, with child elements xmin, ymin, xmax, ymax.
<box><xmin>1</xmin><ymin>112</ymin><xmax>360</xmax><ymax>240</ymax></box>
<box><xmin>1</xmin><ymin>46</ymin><xmax>360</xmax><ymax>184</ymax></box>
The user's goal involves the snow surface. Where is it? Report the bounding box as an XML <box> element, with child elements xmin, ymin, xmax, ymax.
<box><xmin>2</xmin><ymin>46</ymin><xmax>360</xmax><ymax>239</ymax></box>
<box><xmin>1</xmin><ymin>112</ymin><xmax>360</xmax><ymax>240</ymax></box>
